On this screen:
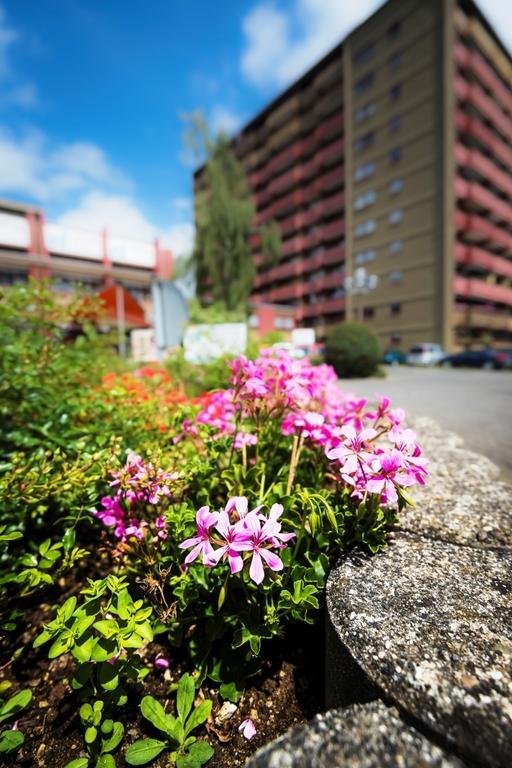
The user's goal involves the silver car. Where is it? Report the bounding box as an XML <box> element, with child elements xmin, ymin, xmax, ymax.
<box><xmin>406</xmin><ymin>343</ymin><xmax>444</xmax><ymax>366</ymax></box>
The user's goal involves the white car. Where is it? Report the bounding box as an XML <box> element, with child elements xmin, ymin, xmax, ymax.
<box><xmin>406</xmin><ymin>343</ymin><xmax>444</xmax><ymax>366</ymax></box>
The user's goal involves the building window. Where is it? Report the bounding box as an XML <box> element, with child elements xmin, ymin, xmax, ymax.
<box><xmin>355</xmin><ymin>249</ymin><xmax>376</xmax><ymax>265</ymax></box>
<box><xmin>283</xmin><ymin>317</ymin><xmax>294</xmax><ymax>329</ymax></box>
<box><xmin>355</xmin><ymin>102</ymin><xmax>376</xmax><ymax>123</ymax></box>
<box><xmin>389</xmin><ymin>208</ymin><xmax>403</xmax><ymax>224</ymax></box>
<box><xmin>389</xmin><ymin>270</ymin><xmax>403</xmax><ymax>283</ymax></box>
<box><xmin>354</xmin><ymin>72</ymin><xmax>375</xmax><ymax>95</ymax></box>
<box><xmin>388</xmin><ymin>20</ymin><xmax>402</xmax><ymax>38</ymax></box>
<box><xmin>363</xmin><ymin>306</ymin><xmax>375</xmax><ymax>318</ymax></box>
<box><xmin>389</xmin><ymin>52</ymin><xmax>402</xmax><ymax>69</ymax></box>
<box><xmin>389</xmin><ymin>178</ymin><xmax>403</xmax><ymax>195</ymax></box>
<box><xmin>354</xmin><ymin>219</ymin><xmax>377</xmax><ymax>238</ymax></box>
<box><xmin>355</xmin><ymin>131</ymin><xmax>375</xmax><ymax>151</ymax></box>
<box><xmin>354</xmin><ymin>190</ymin><xmax>376</xmax><ymax>210</ymax></box>
<box><xmin>353</xmin><ymin>42</ymin><xmax>375</xmax><ymax>66</ymax></box>
<box><xmin>389</xmin><ymin>147</ymin><xmax>402</xmax><ymax>164</ymax></box>
<box><xmin>390</xmin><ymin>302</ymin><xmax>402</xmax><ymax>316</ymax></box>
<box><xmin>354</xmin><ymin>161</ymin><xmax>376</xmax><ymax>182</ymax></box>
<box><xmin>389</xmin><ymin>84</ymin><xmax>402</xmax><ymax>101</ymax></box>
<box><xmin>389</xmin><ymin>240</ymin><xmax>403</xmax><ymax>254</ymax></box>
<box><xmin>389</xmin><ymin>115</ymin><xmax>401</xmax><ymax>132</ymax></box>
<box><xmin>248</xmin><ymin>314</ymin><xmax>259</xmax><ymax>328</ymax></box>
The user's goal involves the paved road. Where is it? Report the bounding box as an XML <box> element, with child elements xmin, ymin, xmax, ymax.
<box><xmin>342</xmin><ymin>366</ymin><xmax>512</xmax><ymax>482</ymax></box>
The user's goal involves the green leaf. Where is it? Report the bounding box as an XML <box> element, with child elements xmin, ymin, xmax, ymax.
<box><xmin>0</xmin><ymin>530</ymin><xmax>22</xmax><ymax>541</ymax></box>
<box><xmin>58</xmin><ymin>596</ymin><xmax>78</xmax><ymax>622</ymax></box>
<box><xmin>64</xmin><ymin>759</ymin><xmax>89</xmax><ymax>768</ymax></box>
<box><xmin>48</xmin><ymin>633</ymin><xmax>72</xmax><ymax>659</ymax></box>
<box><xmin>96</xmin><ymin>755</ymin><xmax>116</xmax><ymax>768</ymax></box>
<box><xmin>85</xmin><ymin>726</ymin><xmax>97</xmax><ymax>744</ymax></box>
<box><xmin>33</xmin><ymin>629</ymin><xmax>53</xmax><ymax>648</ymax></box>
<box><xmin>0</xmin><ymin>689</ymin><xmax>33</xmax><ymax>723</ymax></box>
<box><xmin>101</xmin><ymin>720</ymin><xmax>124</xmax><ymax>752</ymax></box>
<box><xmin>72</xmin><ymin>615</ymin><xmax>96</xmax><ymax>638</ymax></box>
<box><xmin>98</xmin><ymin>663</ymin><xmax>119</xmax><ymax>692</ymax></box>
<box><xmin>177</xmin><ymin>674</ymin><xmax>195</xmax><ymax>724</ymax></box>
<box><xmin>125</xmin><ymin>738</ymin><xmax>167</xmax><ymax>765</ymax></box>
<box><xmin>184</xmin><ymin>701</ymin><xmax>212</xmax><ymax>736</ymax></box>
<box><xmin>115</xmin><ymin>589</ymin><xmax>133</xmax><ymax>620</ymax></box>
<box><xmin>94</xmin><ymin>620</ymin><xmax>118</xmax><ymax>639</ymax></box>
<box><xmin>140</xmin><ymin>696</ymin><xmax>173</xmax><ymax>735</ymax></box>
<box><xmin>79</xmin><ymin>703</ymin><xmax>94</xmax><ymax>723</ymax></box>
<box><xmin>219</xmin><ymin>682</ymin><xmax>243</xmax><ymax>703</ymax></box>
<box><xmin>0</xmin><ymin>728</ymin><xmax>24</xmax><ymax>753</ymax></box>
<box><xmin>90</xmin><ymin>638</ymin><xmax>117</xmax><ymax>663</ymax></box>
<box><xmin>188</xmin><ymin>739</ymin><xmax>214</xmax><ymax>764</ymax></box>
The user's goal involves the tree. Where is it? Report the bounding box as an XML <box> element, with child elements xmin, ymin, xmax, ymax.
<box><xmin>186</xmin><ymin>113</ymin><xmax>281</xmax><ymax>312</ymax></box>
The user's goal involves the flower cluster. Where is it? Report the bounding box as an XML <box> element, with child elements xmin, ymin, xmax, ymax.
<box><xmin>179</xmin><ymin>349</ymin><xmax>428</xmax><ymax>507</ymax></box>
<box><xmin>179</xmin><ymin>497</ymin><xmax>295</xmax><ymax>585</ymax></box>
<box><xmin>94</xmin><ymin>452</ymin><xmax>178</xmax><ymax>544</ymax></box>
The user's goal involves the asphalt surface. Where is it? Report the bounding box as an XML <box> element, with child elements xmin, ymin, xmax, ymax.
<box><xmin>341</xmin><ymin>366</ymin><xmax>512</xmax><ymax>482</ymax></box>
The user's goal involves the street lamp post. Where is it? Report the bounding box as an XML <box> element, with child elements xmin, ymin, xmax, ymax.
<box><xmin>343</xmin><ymin>266</ymin><xmax>379</xmax><ymax>321</ymax></box>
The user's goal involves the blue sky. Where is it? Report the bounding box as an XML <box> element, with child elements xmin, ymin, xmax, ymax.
<box><xmin>0</xmin><ymin>0</ymin><xmax>510</xmax><ymax>257</ymax></box>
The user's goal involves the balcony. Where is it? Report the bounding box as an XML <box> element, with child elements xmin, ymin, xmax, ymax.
<box><xmin>455</xmin><ymin>76</ymin><xmax>512</xmax><ymax>144</ymax></box>
<box><xmin>455</xmin><ymin>110</ymin><xmax>512</xmax><ymax>171</ymax></box>
<box><xmin>455</xmin><ymin>144</ymin><xmax>512</xmax><ymax>199</ymax></box>
<box><xmin>455</xmin><ymin>210</ymin><xmax>511</xmax><ymax>251</ymax></box>
<box><xmin>455</xmin><ymin>243</ymin><xmax>512</xmax><ymax>279</ymax></box>
<box><xmin>454</xmin><ymin>307</ymin><xmax>512</xmax><ymax>333</ymax></box>
<box><xmin>455</xmin><ymin>177</ymin><xmax>512</xmax><ymax>227</ymax></box>
<box><xmin>454</xmin><ymin>275</ymin><xmax>512</xmax><ymax>306</ymax></box>
<box><xmin>454</xmin><ymin>41</ymin><xmax>512</xmax><ymax>117</ymax></box>
<box><xmin>301</xmin><ymin>296</ymin><xmax>346</xmax><ymax>317</ymax></box>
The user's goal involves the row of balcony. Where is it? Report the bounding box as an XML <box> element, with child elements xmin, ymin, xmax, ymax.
<box><xmin>454</xmin><ymin>41</ymin><xmax>512</xmax><ymax>118</ymax></box>
<box><xmin>453</xmin><ymin>307</ymin><xmax>512</xmax><ymax>333</ymax></box>
<box><xmin>455</xmin><ymin>143</ymin><xmax>512</xmax><ymax>199</ymax></box>
<box><xmin>455</xmin><ymin>75</ymin><xmax>512</xmax><ymax>145</ymax></box>
<box><xmin>455</xmin><ymin>210</ymin><xmax>512</xmax><ymax>252</ymax></box>
<box><xmin>455</xmin><ymin>176</ymin><xmax>512</xmax><ymax>228</ymax></box>
<box><xmin>256</xmin><ymin>166</ymin><xmax>343</xmax><ymax>224</ymax></box>
<box><xmin>254</xmin><ymin>244</ymin><xmax>345</xmax><ymax>283</ymax></box>
<box><xmin>455</xmin><ymin>243</ymin><xmax>512</xmax><ymax>280</ymax></box>
<box><xmin>453</xmin><ymin>275</ymin><xmax>512</xmax><ymax>306</ymax></box>
<box><xmin>256</xmin><ymin>137</ymin><xmax>344</xmax><ymax>205</ymax></box>
<box><xmin>248</xmin><ymin>110</ymin><xmax>344</xmax><ymax>189</ymax></box>
<box><xmin>455</xmin><ymin>110</ymin><xmax>512</xmax><ymax>172</ymax></box>
<box><xmin>256</xmin><ymin>270</ymin><xmax>345</xmax><ymax>303</ymax></box>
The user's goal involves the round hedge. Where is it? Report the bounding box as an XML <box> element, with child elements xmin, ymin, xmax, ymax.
<box><xmin>325</xmin><ymin>322</ymin><xmax>381</xmax><ymax>378</ymax></box>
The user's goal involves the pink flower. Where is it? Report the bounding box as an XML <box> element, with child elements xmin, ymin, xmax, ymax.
<box><xmin>239</xmin><ymin>719</ymin><xmax>257</xmax><ymax>740</ymax></box>
<box><xmin>179</xmin><ymin>506</ymin><xmax>218</xmax><ymax>566</ymax></box>
<box><xmin>326</xmin><ymin>425</ymin><xmax>376</xmax><ymax>476</ymax></box>
<box><xmin>209</xmin><ymin>511</ymin><xmax>253</xmax><ymax>574</ymax></box>
<box><xmin>242</xmin><ymin>513</ymin><xmax>287</xmax><ymax>585</ymax></box>
<box><xmin>154</xmin><ymin>653</ymin><xmax>169</xmax><ymax>670</ymax></box>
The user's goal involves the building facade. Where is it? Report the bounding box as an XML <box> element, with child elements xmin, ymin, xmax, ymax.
<box><xmin>0</xmin><ymin>199</ymin><xmax>173</xmax><ymax>306</ymax></box>
<box><xmin>196</xmin><ymin>0</ymin><xmax>512</xmax><ymax>351</ymax></box>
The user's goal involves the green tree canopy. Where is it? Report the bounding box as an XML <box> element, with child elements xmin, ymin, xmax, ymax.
<box><xmin>186</xmin><ymin>113</ymin><xmax>280</xmax><ymax>312</ymax></box>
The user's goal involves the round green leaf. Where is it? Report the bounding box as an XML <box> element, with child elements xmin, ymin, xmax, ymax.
<box><xmin>0</xmin><ymin>728</ymin><xmax>24</xmax><ymax>753</ymax></box>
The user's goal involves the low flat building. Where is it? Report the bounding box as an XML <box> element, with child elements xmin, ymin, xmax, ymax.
<box><xmin>0</xmin><ymin>199</ymin><xmax>173</xmax><ymax>306</ymax></box>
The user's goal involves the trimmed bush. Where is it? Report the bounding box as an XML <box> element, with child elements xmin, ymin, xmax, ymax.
<box><xmin>325</xmin><ymin>322</ymin><xmax>381</xmax><ymax>378</ymax></box>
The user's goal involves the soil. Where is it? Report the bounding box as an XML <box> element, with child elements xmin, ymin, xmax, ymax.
<box><xmin>1</xmin><ymin>590</ymin><xmax>325</xmax><ymax>768</ymax></box>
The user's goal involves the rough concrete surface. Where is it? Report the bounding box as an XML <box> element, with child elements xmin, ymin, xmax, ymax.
<box><xmin>245</xmin><ymin>702</ymin><xmax>465</xmax><ymax>768</ymax></box>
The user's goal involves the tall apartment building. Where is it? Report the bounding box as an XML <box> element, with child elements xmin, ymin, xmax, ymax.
<box><xmin>194</xmin><ymin>0</ymin><xmax>512</xmax><ymax>351</ymax></box>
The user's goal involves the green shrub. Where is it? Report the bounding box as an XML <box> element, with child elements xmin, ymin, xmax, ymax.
<box><xmin>325</xmin><ymin>322</ymin><xmax>381</xmax><ymax>378</ymax></box>
<box><xmin>164</xmin><ymin>349</ymin><xmax>232</xmax><ymax>397</ymax></box>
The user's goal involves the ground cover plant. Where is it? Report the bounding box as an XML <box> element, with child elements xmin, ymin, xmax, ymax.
<box><xmin>0</xmin><ymin>282</ymin><xmax>428</xmax><ymax>767</ymax></box>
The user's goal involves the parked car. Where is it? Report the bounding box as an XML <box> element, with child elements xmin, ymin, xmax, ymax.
<box><xmin>439</xmin><ymin>349</ymin><xmax>511</xmax><ymax>370</ymax></box>
<box><xmin>382</xmin><ymin>349</ymin><xmax>407</xmax><ymax>365</ymax></box>
<box><xmin>406</xmin><ymin>343</ymin><xmax>444</xmax><ymax>366</ymax></box>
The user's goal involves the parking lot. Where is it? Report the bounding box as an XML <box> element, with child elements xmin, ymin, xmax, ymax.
<box><xmin>343</xmin><ymin>366</ymin><xmax>512</xmax><ymax>482</ymax></box>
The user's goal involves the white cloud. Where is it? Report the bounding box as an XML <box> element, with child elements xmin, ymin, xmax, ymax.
<box><xmin>0</xmin><ymin>126</ymin><xmax>131</xmax><ymax>201</ymax></box>
<box><xmin>171</xmin><ymin>196</ymin><xmax>192</xmax><ymax>213</ymax></box>
<box><xmin>0</xmin><ymin>5</ymin><xmax>17</xmax><ymax>79</ymax></box>
<box><xmin>57</xmin><ymin>191</ymin><xmax>194</xmax><ymax>258</ymax></box>
<box><xmin>210</xmin><ymin>105</ymin><xmax>244</xmax><ymax>136</ymax></box>
<box><xmin>241</xmin><ymin>0</ymin><xmax>386</xmax><ymax>89</ymax></box>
